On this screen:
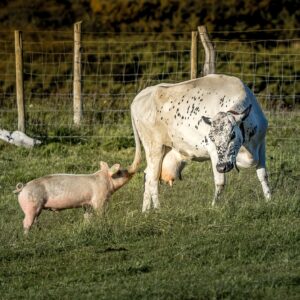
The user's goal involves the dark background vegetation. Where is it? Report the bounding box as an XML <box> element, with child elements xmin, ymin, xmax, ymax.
<box><xmin>0</xmin><ymin>0</ymin><xmax>299</xmax><ymax>37</ymax></box>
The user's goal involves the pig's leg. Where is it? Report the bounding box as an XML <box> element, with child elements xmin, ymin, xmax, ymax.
<box><xmin>83</xmin><ymin>206</ymin><xmax>93</xmax><ymax>221</ymax></box>
<box><xmin>22</xmin><ymin>205</ymin><xmax>39</xmax><ymax>234</ymax></box>
<box><xmin>33</xmin><ymin>207</ymin><xmax>43</xmax><ymax>229</ymax></box>
<box><xmin>91</xmin><ymin>198</ymin><xmax>106</xmax><ymax>216</ymax></box>
<box><xmin>19</xmin><ymin>194</ymin><xmax>44</xmax><ymax>234</ymax></box>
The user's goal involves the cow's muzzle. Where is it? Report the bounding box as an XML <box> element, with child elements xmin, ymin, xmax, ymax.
<box><xmin>216</xmin><ymin>162</ymin><xmax>234</xmax><ymax>173</ymax></box>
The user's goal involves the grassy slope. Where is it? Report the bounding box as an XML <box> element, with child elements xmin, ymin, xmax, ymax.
<box><xmin>0</xmin><ymin>120</ymin><xmax>299</xmax><ymax>299</ymax></box>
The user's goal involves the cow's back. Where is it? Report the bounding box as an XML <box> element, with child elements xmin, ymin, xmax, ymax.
<box><xmin>132</xmin><ymin>75</ymin><xmax>249</xmax><ymax>118</ymax></box>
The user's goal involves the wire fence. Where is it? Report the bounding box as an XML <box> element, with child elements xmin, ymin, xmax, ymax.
<box><xmin>0</xmin><ymin>29</ymin><xmax>299</xmax><ymax>146</ymax></box>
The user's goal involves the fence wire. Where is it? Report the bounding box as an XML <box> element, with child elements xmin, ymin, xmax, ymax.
<box><xmin>0</xmin><ymin>30</ymin><xmax>299</xmax><ymax>147</ymax></box>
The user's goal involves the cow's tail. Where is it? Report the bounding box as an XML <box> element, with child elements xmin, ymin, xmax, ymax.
<box><xmin>128</xmin><ymin>115</ymin><xmax>142</xmax><ymax>175</ymax></box>
<box><xmin>13</xmin><ymin>182</ymin><xmax>24</xmax><ymax>194</ymax></box>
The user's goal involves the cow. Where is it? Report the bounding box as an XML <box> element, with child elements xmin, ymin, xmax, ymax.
<box><xmin>15</xmin><ymin>161</ymin><xmax>134</xmax><ymax>233</ymax></box>
<box><xmin>128</xmin><ymin>74</ymin><xmax>271</xmax><ymax>212</ymax></box>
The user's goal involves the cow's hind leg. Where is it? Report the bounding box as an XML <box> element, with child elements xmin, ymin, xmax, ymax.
<box><xmin>256</xmin><ymin>141</ymin><xmax>271</xmax><ymax>200</ymax></box>
<box><xmin>143</xmin><ymin>145</ymin><xmax>164</xmax><ymax>212</ymax></box>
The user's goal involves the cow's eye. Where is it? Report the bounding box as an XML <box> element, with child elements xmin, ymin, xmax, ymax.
<box><xmin>208</xmin><ymin>133</ymin><xmax>214</xmax><ymax>142</ymax></box>
<box><xmin>230</xmin><ymin>132</ymin><xmax>236</xmax><ymax>140</ymax></box>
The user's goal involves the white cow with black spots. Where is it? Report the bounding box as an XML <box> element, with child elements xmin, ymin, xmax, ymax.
<box><xmin>129</xmin><ymin>74</ymin><xmax>271</xmax><ymax>211</ymax></box>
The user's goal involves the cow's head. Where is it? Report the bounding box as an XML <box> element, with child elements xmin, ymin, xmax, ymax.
<box><xmin>203</xmin><ymin>105</ymin><xmax>252</xmax><ymax>173</ymax></box>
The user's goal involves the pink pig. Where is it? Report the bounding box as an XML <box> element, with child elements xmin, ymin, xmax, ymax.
<box><xmin>14</xmin><ymin>161</ymin><xmax>133</xmax><ymax>234</ymax></box>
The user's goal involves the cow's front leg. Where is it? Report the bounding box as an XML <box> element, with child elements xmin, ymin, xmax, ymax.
<box><xmin>143</xmin><ymin>173</ymin><xmax>160</xmax><ymax>212</ymax></box>
<box><xmin>143</xmin><ymin>145</ymin><xmax>164</xmax><ymax>212</ymax></box>
<box><xmin>256</xmin><ymin>167</ymin><xmax>271</xmax><ymax>200</ymax></box>
<box><xmin>256</xmin><ymin>141</ymin><xmax>271</xmax><ymax>200</ymax></box>
<box><xmin>211</xmin><ymin>160</ymin><xmax>226</xmax><ymax>206</ymax></box>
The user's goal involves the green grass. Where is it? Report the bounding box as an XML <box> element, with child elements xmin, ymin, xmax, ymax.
<box><xmin>0</xmin><ymin>115</ymin><xmax>299</xmax><ymax>299</ymax></box>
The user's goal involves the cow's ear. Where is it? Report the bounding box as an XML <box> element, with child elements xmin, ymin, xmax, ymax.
<box><xmin>228</xmin><ymin>104</ymin><xmax>252</xmax><ymax>123</ymax></box>
<box><xmin>202</xmin><ymin>116</ymin><xmax>212</xmax><ymax>126</ymax></box>
<box><xmin>109</xmin><ymin>164</ymin><xmax>120</xmax><ymax>176</ymax></box>
<box><xmin>240</xmin><ymin>104</ymin><xmax>252</xmax><ymax>121</ymax></box>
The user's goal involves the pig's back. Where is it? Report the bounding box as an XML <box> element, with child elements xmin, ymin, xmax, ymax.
<box><xmin>20</xmin><ymin>174</ymin><xmax>107</xmax><ymax>209</ymax></box>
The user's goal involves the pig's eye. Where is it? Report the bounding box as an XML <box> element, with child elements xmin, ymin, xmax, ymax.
<box><xmin>230</xmin><ymin>132</ymin><xmax>236</xmax><ymax>140</ymax></box>
<box><xmin>112</xmin><ymin>170</ymin><xmax>124</xmax><ymax>179</ymax></box>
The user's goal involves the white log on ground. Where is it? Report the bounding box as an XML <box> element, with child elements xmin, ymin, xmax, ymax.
<box><xmin>0</xmin><ymin>129</ymin><xmax>41</xmax><ymax>148</ymax></box>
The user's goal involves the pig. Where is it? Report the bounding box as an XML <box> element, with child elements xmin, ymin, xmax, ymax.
<box><xmin>14</xmin><ymin>161</ymin><xmax>133</xmax><ymax>234</ymax></box>
<box><xmin>160</xmin><ymin>149</ymin><xmax>186</xmax><ymax>187</ymax></box>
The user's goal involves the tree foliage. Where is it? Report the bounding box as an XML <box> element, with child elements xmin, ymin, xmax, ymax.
<box><xmin>0</xmin><ymin>0</ymin><xmax>299</xmax><ymax>38</ymax></box>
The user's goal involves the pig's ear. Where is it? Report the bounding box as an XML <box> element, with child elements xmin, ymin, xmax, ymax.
<box><xmin>100</xmin><ymin>161</ymin><xmax>109</xmax><ymax>171</ymax></box>
<box><xmin>109</xmin><ymin>164</ymin><xmax>120</xmax><ymax>176</ymax></box>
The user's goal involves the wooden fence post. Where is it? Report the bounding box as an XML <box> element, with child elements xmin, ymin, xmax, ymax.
<box><xmin>198</xmin><ymin>26</ymin><xmax>215</xmax><ymax>75</ymax></box>
<box><xmin>73</xmin><ymin>21</ymin><xmax>82</xmax><ymax>125</ymax></box>
<box><xmin>15</xmin><ymin>30</ymin><xmax>25</xmax><ymax>132</ymax></box>
<box><xmin>190</xmin><ymin>31</ymin><xmax>198</xmax><ymax>79</ymax></box>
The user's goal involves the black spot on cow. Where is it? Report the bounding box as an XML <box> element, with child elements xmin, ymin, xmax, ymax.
<box><xmin>249</xmin><ymin>125</ymin><xmax>257</xmax><ymax>140</ymax></box>
<box><xmin>239</xmin><ymin>122</ymin><xmax>245</xmax><ymax>142</ymax></box>
<box><xmin>220</xmin><ymin>96</ymin><xmax>226</xmax><ymax>107</ymax></box>
<box><xmin>194</xmin><ymin>107</ymin><xmax>200</xmax><ymax>114</ymax></box>
<box><xmin>195</xmin><ymin>125</ymin><xmax>198</xmax><ymax>130</ymax></box>
<box><xmin>190</xmin><ymin>104</ymin><xmax>195</xmax><ymax>115</ymax></box>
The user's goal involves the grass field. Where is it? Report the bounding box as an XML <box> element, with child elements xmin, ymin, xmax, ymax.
<box><xmin>0</xmin><ymin>113</ymin><xmax>299</xmax><ymax>299</ymax></box>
